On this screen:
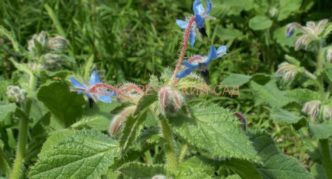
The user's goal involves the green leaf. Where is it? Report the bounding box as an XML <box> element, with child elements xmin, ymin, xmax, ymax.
<box><xmin>224</xmin><ymin>159</ymin><xmax>262</xmax><ymax>179</ymax></box>
<box><xmin>217</xmin><ymin>0</ymin><xmax>254</xmax><ymax>16</ymax></box>
<box><xmin>278</xmin><ymin>0</ymin><xmax>302</xmax><ymax>21</ymax></box>
<box><xmin>273</xmin><ymin>26</ymin><xmax>297</xmax><ymax>47</ymax></box>
<box><xmin>250</xmin><ymin>80</ymin><xmax>293</xmax><ymax>108</ymax></box>
<box><xmin>251</xmin><ymin>133</ymin><xmax>313</xmax><ymax>179</ymax></box>
<box><xmin>118</xmin><ymin>162</ymin><xmax>165</xmax><ymax>179</ymax></box>
<box><xmin>0</xmin><ymin>103</ymin><xmax>16</xmax><ymax>122</ymax></box>
<box><xmin>119</xmin><ymin>111</ymin><xmax>147</xmax><ymax>153</ymax></box>
<box><xmin>134</xmin><ymin>91</ymin><xmax>157</xmax><ymax>115</ymax></box>
<box><xmin>249</xmin><ymin>16</ymin><xmax>273</xmax><ymax>31</ymax></box>
<box><xmin>37</xmin><ymin>81</ymin><xmax>85</xmax><ymax>127</ymax></box>
<box><xmin>176</xmin><ymin>157</ymin><xmax>214</xmax><ymax>178</ymax></box>
<box><xmin>30</xmin><ymin>130</ymin><xmax>119</xmax><ymax>179</ymax></box>
<box><xmin>221</xmin><ymin>73</ymin><xmax>252</xmax><ymax>87</ymax></box>
<box><xmin>286</xmin><ymin>89</ymin><xmax>321</xmax><ymax>103</ymax></box>
<box><xmin>325</xmin><ymin>65</ymin><xmax>332</xmax><ymax>83</ymax></box>
<box><xmin>215</xmin><ymin>27</ymin><xmax>244</xmax><ymax>41</ymax></box>
<box><xmin>309</xmin><ymin>120</ymin><xmax>332</xmax><ymax>139</ymax></box>
<box><xmin>169</xmin><ymin>104</ymin><xmax>260</xmax><ymax>162</ymax></box>
<box><xmin>71</xmin><ymin>114</ymin><xmax>110</xmax><ymax>131</ymax></box>
<box><xmin>310</xmin><ymin>163</ymin><xmax>328</xmax><ymax>179</ymax></box>
<box><xmin>270</xmin><ymin>108</ymin><xmax>302</xmax><ymax>124</ymax></box>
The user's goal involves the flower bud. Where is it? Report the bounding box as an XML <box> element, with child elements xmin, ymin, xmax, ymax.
<box><xmin>47</xmin><ymin>35</ymin><xmax>69</xmax><ymax>51</ymax></box>
<box><xmin>108</xmin><ymin>105</ymin><xmax>136</xmax><ymax>136</ymax></box>
<box><xmin>28</xmin><ymin>31</ymin><xmax>48</xmax><ymax>52</ymax></box>
<box><xmin>276</xmin><ymin>62</ymin><xmax>298</xmax><ymax>82</ymax></box>
<box><xmin>41</xmin><ymin>53</ymin><xmax>63</xmax><ymax>70</ymax></box>
<box><xmin>158</xmin><ymin>86</ymin><xmax>184</xmax><ymax>115</ymax></box>
<box><xmin>6</xmin><ymin>85</ymin><xmax>26</xmax><ymax>103</ymax></box>
<box><xmin>302</xmin><ymin>100</ymin><xmax>321</xmax><ymax>119</ymax></box>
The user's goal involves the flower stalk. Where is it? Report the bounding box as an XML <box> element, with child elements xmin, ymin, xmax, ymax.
<box><xmin>318</xmin><ymin>139</ymin><xmax>332</xmax><ymax>179</ymax></box>
<box><xmin>171</xmin><ymin>16</ymin><xmax>196</xmax><ymax>84</ymax></box>
<box><xmin>10</xmin><ymin>112</ymin><xmax>29</xmax><ymax>179</ymax></box>
<box><xmin>159</xmin><ymin>117</ymin><xmax>177</xmax><ymax>174</ymax></box>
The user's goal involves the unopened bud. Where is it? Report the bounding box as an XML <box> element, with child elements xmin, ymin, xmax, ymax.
<box><xmin>41</xmin><ymin>53</ymin><xmax>63</xmax><ymax>70</ymax></box>
<box><xmin>276</xmin><ymin>62</ymin><xmax>298</xmax><ymax>82</ymax></box>
<box><xmin>158</xmin><ymin>86</ymin><xmax>184</xmax><ymax>115</ymax></box>
<box><xmin>6</xmin><ymin>85</ymin><xmax>26</xmax><ymax>103</ymax></box>
<box><xmin>47</xmin><ymin>35</ymin><xmax>69</xmax><ymax>51</ymax></box>
<box><xmin>108</xmin><ymin>105</ymin><xmax>136</xmax><ymax>136</ymax></box>
<box><xmin>28</xmin><ymin>31</ymin><xmax>48</xmax><ymax>52</ymax></box>
<box><xmin>302</xmin><ymin>100</ymin><xmax>321</xmax><ymax>119</ymax></box>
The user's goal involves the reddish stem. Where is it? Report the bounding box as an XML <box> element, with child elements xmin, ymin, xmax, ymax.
<box><xmin>171</xmin><ymin>16</ymin><xmax>196</xmax><ymax>84</ymax></box>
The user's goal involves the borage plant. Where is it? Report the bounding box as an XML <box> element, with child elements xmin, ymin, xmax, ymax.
<box><xmin>0</xmin><ymin>0</ymin><xmax>315</xmax><ymax>179</ymax></box>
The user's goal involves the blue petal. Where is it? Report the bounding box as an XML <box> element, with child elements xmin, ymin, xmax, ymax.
<box><xmin>216</xmin><ymin>45</ymin><xmax>227</xmax><ymax>57</ymax></box>
<box><xmin>96</xmin><ymin>95</ymin><xmax>113</xmax><ymax>103</ymax></box>
<box><xmin>176</xmin><ymin>67</ymin><xmax>197</xmax><ymax>78</ymax></box>
<box><xmin>183</xmin><ymin>60</ymin><xmax>197</xmax><ymax>68</ymax></box>
<box><xmin>70</xmin><ymin>77</ymin><xmax>86</xmax><ymax>90</ymax></box>
<box><xmin>203</xmin><ymin>46</ymin><xmax>217</xmax><ymax>65</ymax></box>
<box><xmin>195</xmin><ymin>15</ymin><xmax>205</xmax><ymax>29</ymax></box>
<box><xmin>89</xmin><ymin>70</ymin><xmax>101</xmax><ymax>85</ymax></box>
<box><xmin>193</xmin><ymin>0</ymin><xmax>201</xmax><ymax>15</ymax></box>
<box><xmin>206</xmin><ymin>0</ymin><xmax>212</xmax><ymax>14</ymax></box>
<box><xmin>176</xmin><ymin>19</ymin><xmax>188</xmax><ymax>29</ymax></box>
<box><xmin>189</xmin><ymin>29</ymin><xmax>196</xmax><ymax>47</ymax></box>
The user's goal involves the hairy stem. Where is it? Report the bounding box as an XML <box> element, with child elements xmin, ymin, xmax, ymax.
<box><xmin>159</xmin><ymin>117</ymin><xmax>177</xmax><ymax>174</ymax></box>
<box><xmin>318</xmin><ymin>139</ymin><xmax>332</xmax><ymax>179</ymax></box>
<box><xmin>10</xmin><ymin>115</ymin><xmax>28</xmax><ymax>179</ymax></box>
<box><xmin>179</xmin><ymin>144</ymin><xmax>188</xmax><ymax>163</ymax></box>
<box><xmin>171</xmin><ymin>16</ymin><xmax>196</xmax><ymax>84</ymax></box>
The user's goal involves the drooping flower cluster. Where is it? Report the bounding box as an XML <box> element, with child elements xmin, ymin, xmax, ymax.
<box><xmin>6</xmin><ymin>85</ymin><xmax>26</xmax><ymax>103</ymax></box>
<box><xmin>27</xmin><ymin>31</ymin><xmax>70</xmax><ymax>70</ymax></box>
<box><xmin>286</xmin><ymin>19</ymin><xmax>329</xmax><ymax>50</ymax></box>
<box><xmin>157</xmin><ymin>0</ymin><xmax>228</xmax><ymax>115</ymax></box>
<box><xmin>176</xmin><ymin>0</ymin><xmax>212</xmax><ymax>47</ymax></box>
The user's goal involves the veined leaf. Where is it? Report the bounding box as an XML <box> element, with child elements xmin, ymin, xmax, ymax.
<box><xmin>176</xmin><ymin>157</ymin><xmax>214</xmax><ymax>178</ymax></box>
<box><xmin>250</xmin><ymin>80</ymin><xmax>293</xmax><ymax>108</ymax></box>
<box><xmin>251</xmin><ymin>133</ymin><xmax>313</xmax><ymax>179</ymax></box>
<box><xmin>134</xmin><ymin>91</ymin><xmax>157</xmax><ymax>115</ymax></box>
<box><xmin>0</xmin><ymin>103</ymin><xmax>16</xmax><ymax>122</ymax></box>
<box><xmin>221</xmin><ymin>73</ymin><xmax>252</xmax><ymax>87</ymax></box>
<box><xmin>249</xmin><ymin>16</ymin><xmax>273</xmax><ymax>31</ymax></box>
<box><xmin>119</xmin><ymin>111</ymin><xmax>147</xmax><ymax>153</ymax></box>
<box><xmin>118</xmin><ymin>162</ymin><xmax>165</xmax><ymax>179</ymax></box>
<box><xmin>30</xmin><ymin>130</ymin><xmax>119</xmax><ymax>179</ymax></box>
<box><xmin>278</xmin><ymin>0</ymin><xmax>302</xmax><ymax>21</ymax></box>
<box><xmin>224</xmin><ymin>159</ymin><xmax>262</xmax><ymax>179</ymax></box>
<box><xmin>270</xmin><ymin>108</ymin><xmax>302</xmax><ymax>124</ymax></box>
<box><xmin>169</xmin><ymin>104</ymin><xmax>260</xmax><ymax>162</ymax></box>
<box><xmin>37</xmin><ymin>81</ymin><xmax>85</xmax><ymax>127</ymax></box>
<box><xmin>309</xmin><ymin>120</ymin><xmax>332</xmax><ymax>139</ymax></box>
<box><xmin>286</xmin><ymin>89</ymin><xmax>321</xmax><ymax>104</ymax></box>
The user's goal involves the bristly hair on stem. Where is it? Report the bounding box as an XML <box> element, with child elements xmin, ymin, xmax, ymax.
<box><xmin>171</xmin><ymin>16</ymin><xmax>196</xmax><ymax>85</ymax></box>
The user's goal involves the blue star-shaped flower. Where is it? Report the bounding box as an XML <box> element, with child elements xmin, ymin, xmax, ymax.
<box><xmin>176</xmin><ymin>45</ymin><xmax>227</xmax><ymax>79</ymax></box>
<box><xmin>176</xmin><ymin>0</ymin><xmax>212</xmax><ymax>47</ymax></box>
<box><xmin>70</xmin><ymin>70</ymin><xmax>115</xmax><ymax>103</ymax></box>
